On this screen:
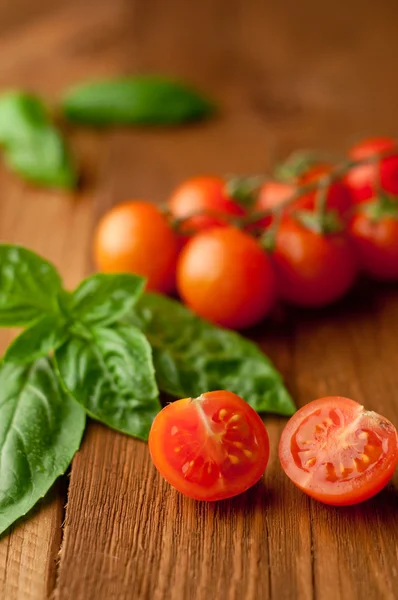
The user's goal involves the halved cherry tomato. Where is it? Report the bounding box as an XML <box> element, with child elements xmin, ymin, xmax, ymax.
<box><xmin>349</xmin><ymin>199</ymin><xmax>398</xmax><ymax>281</ymax></box>
<box><xmin>149</xmin><ymin>391</ymin><xmax>270</xmax><ymax>501</ymax></box>
<box><xmin>279</xmin><ymin>396</ymin><xmax>398</xmax><ymax>506</ymax></box>
<box><xmin>271</xmin><ymin>217</ymin><xmax>358</xmax><ymax>308</ymax></box>
<box><xmin>345</xmin><ymin>137</ymin><xmax>398</xmax><ymax>203</ymax></box>
<box><xmin>177</xmin><ymin>226</ymin><xmax>276</xmax><ymax>329</ymax></box>
<box><xmin>168</xmin><ymin>176</ymin><xmax>245</xmax><ymax>238</ymax></box>
<box><xmin>93</xmin><ymin>200</ymin><xmax>178</xmax><ymax>293</ymax></box>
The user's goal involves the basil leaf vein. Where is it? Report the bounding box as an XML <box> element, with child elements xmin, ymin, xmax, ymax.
<box><xmin>55</xmin><ymin>323</ymin><xmax>160</xmax><ymax>440</ymax></box>
<box><xmin>0</xmin><ymin>358</ymin><xmax>85</xmax><ymax>535</ymax></box>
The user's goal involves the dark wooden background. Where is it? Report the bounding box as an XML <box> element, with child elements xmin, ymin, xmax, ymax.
<box><xmin>1</xmin><ymin>1</ymin><xmax>398</xmax><ymax>598</ymax></box>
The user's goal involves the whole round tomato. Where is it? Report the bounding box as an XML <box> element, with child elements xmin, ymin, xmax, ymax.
<box><xmin>168</xmin><ymin>176</ymin><xmax>245</xmax><ymax>237</ymax></box>
<box><xmin>345</xmin><ymin>137</ymin><xmax>398</xmax><ymax>203</ymax></box>
<box><xmin>149</xmin><ymin>390</ymin><xmax>270</xmax><ymax>501</ymax></box>
<box><xmin>279</xmin><ymin>396</ymin><xmax>398</xmax><ymax>506</ymax></box>
<box><xmin>295</xmin><ymin>164</ymin><xmax>352</xmax><ymax>221</ymax></box>
<box><xmin>177</xmin><ymin>227</ymin><xmax>276</xmax><ymax>329</ymax></box>
<box><xmin>271</xmin><ymin>217</ymin><xmax>358</xmax><ymax>307</ymax></box>
<box><xmin>349</xmin><ymin>200</ymin><xmax>398</xmax><ymax>280</ymax></box>
<box><xmin>253</xmin><ymin>181</ymin><xmax>295</xmax><ymax>227</ymax></box>
<box><xmin>94</xmin><ymin>200</ymin><xmax>179</xmax><ymax>293</ymax></box>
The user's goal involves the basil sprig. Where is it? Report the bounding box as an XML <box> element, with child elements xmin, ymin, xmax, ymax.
<box><xmin>0</xmin><ymin>244</ymin><xmax>294</xmax><ymax>534</ymax></box>
<box><xmin>0</xmin><ymin>92</ymin><xmax>76</xmax><ymax>189</ymax></box>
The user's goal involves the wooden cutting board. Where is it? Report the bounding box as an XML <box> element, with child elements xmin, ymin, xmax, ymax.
<box><xmin>1</xmin><ymin>0</ymin><xmax>398</xmax><ymax>598</ymax></box>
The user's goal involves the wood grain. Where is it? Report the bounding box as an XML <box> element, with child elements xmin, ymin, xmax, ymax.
<box><xmin>1</xmin><ymin>0</ymin><xmax>398</xmax><ymax>598</ymax></box>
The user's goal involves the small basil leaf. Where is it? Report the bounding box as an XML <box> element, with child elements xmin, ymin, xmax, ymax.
<box><xmin>129</xmin><ymin>293</ymin><xmax>296</xmax><ymax>416</ymax></box>
<box><xmin>0</xmin><ymin>245</ymin><xmax>63</xmax><ymax>326</ymax></box>
<box><xmin>55</xmin><ymin>324</ymin><xmax>160</xmax><ymax>440</ymax></box>
<box><xmin>70</xmin><ymin>273</ymin><xmax>145</xmax><ymax>327</ymax></box>
<box><xmin>4</xmin><ymin>315</ymin><xmax>69</xmax><ymax>365</ymax></box>
<box><xmin>0</xmin><ymin>358</ymin><xmax>86</xmax><ymax>535</ymax></box>
<box><xmin>0</xmin><ymin>92</ymin><xmax>76</xmax><ymax>189</ymax></box>
<box><xmin>62</xmin><ymin>76</ymin><xmax>215</xmax><ymax>126</ymax></box>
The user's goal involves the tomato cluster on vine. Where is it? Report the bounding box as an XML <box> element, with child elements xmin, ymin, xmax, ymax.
<box><xmin>93</xmin><ymin>136</ymin><xmax>398</xmax><ymax>330</ymax></box>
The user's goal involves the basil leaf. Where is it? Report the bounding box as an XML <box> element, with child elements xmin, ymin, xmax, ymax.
<box><xmin>0</xmin><ymin>245</ymin><xmax>63</xmax><ymax>326</ymax></box>
<box><xmin>62</xmin><ymin>76</ymin><xmax>215</xmax><ymax>126</ymax></box>
<box><xmin>70</xmin><ymin>273</ymin><xmax>145</xmax><ymax>327</ymax></box>
<box><xmin>4</xmin><ymin>315</ymin><xmax>69</xmax><ymax>365</ymax></box>
<box><xmin>55</xmin><ymin>324</ymin><xmax>160</xmax><ymax>440</ymax></box>
<box><xmin>129</xmin><ymin>293</ymin><xmax>296</xmax><ymax>416</ymax></box>
<box><xmin>0</xmin><ymin>92</ymin><xmax>76</xmax><ymax>189</ymax></box>
<box><xmin>0</xmin><ymin>358</ymin><xmax>85</xmax><ymax>535</ymax></box>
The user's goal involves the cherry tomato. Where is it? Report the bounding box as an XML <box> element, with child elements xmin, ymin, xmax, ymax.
<box><xmin>271</xmin><ymin>218</ymin><xmax>358</xmax><ymax>307</ymax></box>
<box><xmin>177</xmin><ymin>227</ymin><xmax>276</xmax><ymax>329</ymax></box>
<box><xmin>279</xmin><ymin>396</ymin><xmax>398</xmax><ymax>506</ymax></box>
<box><xmin>149</xmin><ymin>390</ymin><xmax>270</xmax><ymax>501</ymax></box>
<box><xmin>349</xmin><ymin>202</ymin><xmax>398</xmax><ymax>280</ymax></box>
<box><xmin>295</xmin><ymin>164</ymin><xmax>352</xmax><ymax>221</ymax></box>
<box><xmin>168</xmin><ymin>176</ymin><xmax>245</xmax><ymax>238</ymax></box>
<box><xmin>254</xmin><ymin>181</ymin><xmax>295</xmax><ymax>227</ymax></box>
<box><xmin>253</xmin><ymin>167</ymin><xmax>352</xmax><ymax>229</ymax></box>
<box><xmin>345</xmin><ymin>137</ymin><xmax>398</xmax><ymax>203</ymax></box>
<box><xmin>94</xmin><ymin>200</ymin><xmax>179</xmax><ymax>293</ymax></box>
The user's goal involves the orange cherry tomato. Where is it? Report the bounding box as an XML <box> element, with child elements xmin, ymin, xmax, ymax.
<box><xmin>279</xmin><ymin>396</ymin><xmax>398</xmax><ymax>506</ymax></box>
<box><xmin>149</xmin><ymin>391</ymin><xmax>270</xmax><ymax>501</ymax></box>
<box><xmin>177</xmin><ymin>226</ymin><xmax>276</xmax><ymax>329</ymax></box>
<box><xmin>345</xmin><ymin>137</ymin><xmax>398</xmax><ymax>203</ymax></box>
<box><xmin>254</xmin><ymin>181</ymin><xmax>295</xmax><ymax>227</ymax></box>
<box><xmin>93</xmin><ymin>200</ymin><xmax>179</xmax><ymax>293</ymax></box>
<box><xmin>296</xmin><ymin>164</ymin><xmax>353</xmax><ymax>221</ymax></box>
<box><xmin>271</xmin><ymin>217</ymin><xmax>358</xmax><ymax>308</ymax></box>
<box><xmin>349</xmin><ymin>203</ymin><xmax>398</xmax><ymax>281</ymax></box>
<box><xmin>168</xmin><ymin>176</ymin><xmax>245</xmax><ymax>238</ymax></box>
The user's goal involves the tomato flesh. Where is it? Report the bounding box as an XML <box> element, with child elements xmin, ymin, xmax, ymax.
<box><xmin>149</xmin><ymin>391</ymin><xmax>270</xmax><ymax>501</ymax></box>
<box><xmin>279</xmin><ymin>397</ymin><xmax>398</xmax><ymax>505</ymax></box>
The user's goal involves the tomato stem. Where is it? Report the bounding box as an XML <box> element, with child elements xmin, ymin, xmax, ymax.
<box><xmin>172</xmin><ymin>144</ymin><xmax>398</xmax><ymax>234</ymax></box>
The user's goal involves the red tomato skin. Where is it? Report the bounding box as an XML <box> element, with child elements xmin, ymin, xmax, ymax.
<box><xmin>345</xmin><ymin>137</ymin><xmax>398</xmax><ymax>203</ymax></box>
<box><xmin>271</xmin><ymin>219</ymin><xmax>358</xmax><ymax>308</ymax></box>
<box><xmin>168</xmin><ymin>176</ymin><xmax>245</xmax><ymax>236</ymax></box>
<box><xmin>349</xmin><ymin>211</ymin><xmax>398</xmax><ymax>280</ymax></box>
<box><xmin>93</xmin><ymin>200</ymin><xmax>179</xmax><ymax>293</ymax></box>
<box><xmin>149</xmin><ymin>391</ymin><xmax>270</xmax><ymax>501</ymax></box>
<box><xmin>279</xmin><ymin>396</ymin><xmax>398</xmax><ymax>506</ymax></box>
<box><xmin>177</xmin><ymin>227</ymin><xmax>276</xmax><ymax>330</ymax></box>
<box><xmin>254</xmin><ymin>181</ymin><xmax>295</xmax><ymax>227</ymax></box>
<box><xmin>296</xmin><ymin>165</ymin><xmax>353</xmax><ymax>221</ymax></box>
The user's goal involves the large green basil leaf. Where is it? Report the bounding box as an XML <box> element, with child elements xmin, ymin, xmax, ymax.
<box><xmin>0</xmin><ymin>358</ymin><xmax>85</xmax><ymax>535</ymax></box>
<box><xmin>4</xmin><ymin>314</ymin><xmax>69</xmax><ymax>365</ymax></box>
<box><xmin>70</xmin><ymin>273</ymin><xmax>145</xmax><ymax>327</ymax></box>
<box><xmin>55</xmin><ymin>324</ymin><xmax>160</xmax><ymax>440</ymax></box>
<box><xmin>62</xmin><ymin>76</ymin><xmax>215</xmax><ymax>126</ymax></box>
<box><xmin>0</xmin><ymin>245</ymin><xmax>63</xmax><ymax>326</ymax></box>
<box><xmin>0</xmin><ymin>92</ymin><xmax>76</xmax><ymax>189</ymax></box>
<box><xmin>129</xmin><ymin>293</ymin><xmax>296</xmax><ymax>416</ymax></box>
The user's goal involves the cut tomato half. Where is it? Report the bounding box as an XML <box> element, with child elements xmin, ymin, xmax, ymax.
<box><xmin>279</xmin><ymin>396</ymin><xmax>398</xmax><ymax>506</ymax></box>
<box><xmin>149</xmin><ymin>391</ymin><xmax>270</xmax><ymax>501</ymax></box>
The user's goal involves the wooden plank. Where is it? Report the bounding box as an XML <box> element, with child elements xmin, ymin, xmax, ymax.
<box><xmin>0</xmin><ymin>0</ymin><xmax>398</xmax><ymax>598</ymax></box>
<box><xmin>53</xmin><ymin>1</ymin><xmax>398</xmax><ymax>599</ymax></box>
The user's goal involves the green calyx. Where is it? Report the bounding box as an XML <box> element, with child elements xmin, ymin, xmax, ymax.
<box><xmin>362</xmin><ymin>194</ymin><xmax>398</xmax><ymax>222</ymax></box>
<box><xmin>224</xmin><ymin>175</ymin><xmax>265</xmax><ymax>209</ymax></box>
<box><xmin>295</xmin><ymin>208</ymin><xmax>344</xmax><ymax>235</ymax></box>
